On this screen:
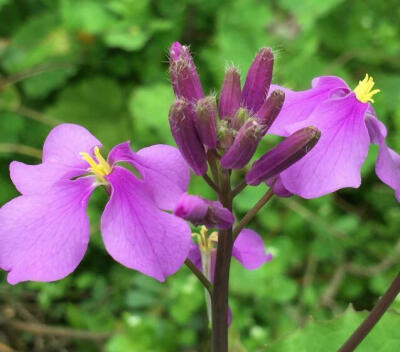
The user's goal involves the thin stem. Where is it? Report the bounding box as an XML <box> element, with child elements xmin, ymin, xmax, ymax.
<box><xmin>231</xmin><ymin>179</ymin><xmax>247</xmax><ymax>197</ymax></box>
<box><xmin>203</xmin><ymin>174</ymin><xmax>219</xmax><ymax>192</ymax></box>
<box><xmin>185</xmin><ymin>259</ymin><xmax>213</xmax><ymax>296</ymax></box>
<box><xmin>211</xmin><ymin>170</ymin><xmax>232</xmax><ymax>352</ymax></box>
<box><xmin>12</xmin><ymin>106</ymin><xmax>61</xmax><ymax>126</ymax></box>
<box><xmin>6</xmin><ymin>320</ymin><xmax>111</xmax><ymax>341</ymax></box>
<box><xmin>338</xmin><ymin>271</ymin><xmax>400</xmax><ymax>352</ymax></box>
<box><xmin>232</xmin><ymin>188</ymin><xmax>274</xmax><ymax>239</ymax></box>
<box><xmin>0</xmin><ymin>143</ymin><xmax>42</xmax><ymax>159</ymax></box>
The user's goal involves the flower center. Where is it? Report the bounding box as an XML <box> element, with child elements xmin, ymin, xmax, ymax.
<box><xmin>80</xmin><ymin>146</ymin><xmax>112</xmax><ymax>184</ymax></box>
<box><xmin>353</xmin><ymin>74</ymin><xmax>380</xmax><ymax>103</ymax></box>
<box><xmin>192</xmin><ymin>226</ymin><xmax>218</xmax><ymax>252</ymax></box>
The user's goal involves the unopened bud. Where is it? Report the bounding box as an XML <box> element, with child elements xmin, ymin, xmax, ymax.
<box><xmin>246</xmin><ymin>126</ymin><xmax>321</xmax><ymax>185</ymax></box>
<box><xmin>217</xmin><ymin>120</ymin><xmax>235</xmax><ymax>150</ymax></box>
<box><xmin>195</xmin><ymin>96</ymin><xmax>217</xmax><ymax>148</ymax></box>
<box><xmin>218</xmin><ymin>66</ymin><xmax>241</xmax><ymax>120</ymax></box>
<box><xmin>169</xmin><ymin>99</ymin><xmax>207</xmax><ymax>175</ymax></box>
<box><xmin>241</xmin><ymin>47</ymin><xmax>274</xmax><ymax>113</ymax></box>
<box><xmin>255</xmin><ymin>89</ymin><xmax>285</xmax><ymax>135</ymax></box>
<box><xmin>169</xmin><ymin>42</ymin><xmax>204</xmax><ymax>102</ymax></box>
<box><xmin>220</xmin><ymin>118</ymin><xmax>262</xmax><ymax>169</ymax></box>
<box><xmin>231</xmin><ymin>107</ymin><xmax>249</xmax><ymax>130</ymax></box>
<box><xmin>174</xmin><ymin>193</ymin><xmax>234</xmax><ymax>229</ymax></box>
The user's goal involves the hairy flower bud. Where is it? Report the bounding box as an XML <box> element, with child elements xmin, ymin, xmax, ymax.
<box><xmin>217</xmin><ymin>120</ymin><xmax>235</xmax><ymax>150</ymax></box>
<box><xmin>195</xmin><ymin>96</ymin><xmax>218</xmax><ymax>148</ymax></box>
<box><xmin>220</xmin><ymin>118</ymin><xmax>262</xmax><ymax>169</ymax></box>
<box><xmin>231</xmin><ymin>107</ymin><xmax>249</xmax><ymax>130</ymax></box>
<box><xmin>169</xmin><ymin>99</ymin><xmax>207</xmax><ymax>175</ymax></box>
<box><xmin>169</xmin><ymin>42</ymin><xmax>204</xmax><ymax>102</ymax></box>
<box><xmin>174</xmin><ymin>193</ymin><xmax>234</xmax><ymax>229</ymax></box>
<box><xmin>255</xmin><ymin>89</ymin><xmax>285</xmax><ymax>135</ymax></box>
<box><xmin>218</xmin><ymin>66</ymin><xmax>241</xmax><ymax>121</ymax></box>
<box><xmin>241</xmin><ymin>47</ymin><xmax>274</xmax><ymax>113</ymax></box>
<box><xmin>246</xmin><ymin>126</ymin><xmax>321</xmax><ymax>185</ymax></box>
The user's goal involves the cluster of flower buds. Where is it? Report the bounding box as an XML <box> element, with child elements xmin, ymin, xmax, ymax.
<box><xmin>168</xmin><ymin>42</ymin><xmax>320</xmax><ymax>185</ymax></box>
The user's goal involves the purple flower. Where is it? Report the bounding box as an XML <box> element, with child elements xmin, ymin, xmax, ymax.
<box><xmin>189</xmin><ymin>227</ymin><xmax>272</xmax><ymax>325</ymax></box>
<box><xmin>267</xmin><ymin>75</ymin><xmax>400</xmax><ymax>200</ymax></box>
<box><xmin>189</xmin><ymin>228</ymin><xmax>272</xmax><ymax>275</ymax></box>
<box><xmin>174</xmin><ymin>193</ymin><xmax>234</xmax><ymax>229</ymax></box>
<box><xmin>0</xmin><ymin>124</ymin><xmax>192</xmax><ymax>284</ymax></box>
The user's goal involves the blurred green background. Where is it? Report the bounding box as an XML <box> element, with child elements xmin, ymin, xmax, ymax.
<box><xmin>1</xmin><ymin>0</ymin><xmax>400</xmax><ymax>351</ymax></box>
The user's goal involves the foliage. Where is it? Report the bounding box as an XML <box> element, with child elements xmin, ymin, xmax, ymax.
<box><xmin>0</xmin><ymin>0</ymin><xmax>400</xmax><ymax>351</ymax></box>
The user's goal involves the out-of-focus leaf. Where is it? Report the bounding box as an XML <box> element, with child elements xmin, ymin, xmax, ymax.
<box><xmin>128</xmin><ymin>83</ymin><xmax>174</xmax><ymax>145</ymax></box>
<box><xmin>267</xmin><ymin>309</ymin><xmax>400</xmax><ymax>351</ymax></box>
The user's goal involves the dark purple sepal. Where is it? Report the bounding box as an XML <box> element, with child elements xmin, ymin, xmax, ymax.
<box><xmin>195</xmin><ymin>96</ymin><xmax>218</xmax><ymax>148</ymax></box>
<box><xmin>169</xmin><ymin>99</ymin><xmax>207</xmax><ymax>175</ymax></box>
<box><xmin>220</xmin><ymin>118</ymin><xmax>263</xmax><ymax>170</ymax></box>
<box><xmin>169</xmin><ymin>42</ymin><xmax>204</xmax><ymax>102</ymax></box>
<box><xmin>174</xmin><ymin>193</ymin><xmax>234</xmax><ymax>229</ymax></box>
<box><xmin>246</xmin><ymin>126</ymin><xmax>321</xmax><ymax>185</ymax></box>
<box><xmin>255</xmin><ymin>89</ymin><xmax>285</xmax><ymax>136</ymax></box>
<box><xmin>218</xmin><ymin>66</ymin><xmax>241</xmax><ymax>121</ymax></box>
<box><xmin>241</xmin><ymin>47</ymin><xmax>274</xmax><ymax>113</ymax></box>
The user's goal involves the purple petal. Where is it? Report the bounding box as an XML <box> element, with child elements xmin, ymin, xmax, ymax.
<box><xmin>268</xmin><ymin>76</ymin><xmax>349</xmax><ymax>136</ymax></box>
<box><xmin>232</xmin><ymin>229</ymin><xmax>272</xmax><ymax>270</ymax></box>
<box><xmin>42</xmin><ymin>123</ymin><xmax>102</xmax><ymax>168</ymax></box>
<box><xmin>101</xmin><ymin>167</ymin><xmax>191</xmax><ymax>282</ymax></box>
<box><xmin>108</xmin><ymin>142</ymin><xmax>190</xmax><ymax>210</ymax></box>
<box><xmin>187</xmin><ymin>241</ymin><xmax>202</xmax><ymax>271</ymax></box>
<box><xmin>266</xmin><ymin>176</ymin><xmax>293</xmax><ymax>198</ymax></box>
<box><xmin>10</xmin><ymin>161</ymin><xmax>84</xmax><ymax>195</ymax></box>
<box><xmin>365</xmin><ymin>114</ymin><xmax>400</xmax><ymax>201</ymax></box>
<box><xmin>280</xmin><ymin>93</ymin><xmax>370</xmax><ymax>198</ymax></box>
<box><xmin>0</xmin><ymin>177</ymin><xmax>95</xmax><ymax>284</ymax></box>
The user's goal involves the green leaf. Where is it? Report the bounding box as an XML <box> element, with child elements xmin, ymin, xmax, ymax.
<box><xmin>46</xmin><ymin>76</ymin><xmax>130</xmax><ymax>146</ymax></box>
<box><xmin>128</xmin><ymin>83</ymin><xmax>174</xmax><ymax>146</ymax></box>
<box><xmin>267</xmin><ymin>309</ymin><xmax>400</xmax><ymax>351</ymax></box>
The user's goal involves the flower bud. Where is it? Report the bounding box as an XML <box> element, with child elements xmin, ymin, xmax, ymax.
<box><xmin>231</xmin><ymin>107</ymin><xmax>249</xmax><ymax>130</ymax></box>
<box><xmin>174</xmin><ymin>193</ymin><xmax>234</xmax><ymax>229</ymax></box>
<box><xmin>169</xmin><ymin>99</ymin><xmax>207</xmax><ymax>175</ymax></box>
<box><xmin>246</xmin><ymin>126</ymin><xmax>321</xmax><ymax>185</ymax></box>
<box><xmin>255</xmin><ymin>89</ymin><xmax>285</xmax><ymax>135</ymax></box>
<box><xmin>195</xmin><ymin>96</ymin><xmax>218</xmax><ymax>148</ymax></box>
<box><xmin>218</xmin><ymin>66</ymin><xmax>241</xmax><ymax>120</ymax></box>
<box><xmin>217</xmin><ymin>120</ymin><xmax>235</xmax><ymax>150</ymax></box>
<box><xmin>169</xmin><ymin>42</ymin><xmax>204</xmax><ymax>102</ymax></box>
<box><xmin>220</xmin><ymin>118</ymin><xmax>262</xmax><ymax>169</ymax></box>
<box><xmin>241</xmin><ymin>47</ymin><xmax>274</xmax><ymax>113</ymax></box>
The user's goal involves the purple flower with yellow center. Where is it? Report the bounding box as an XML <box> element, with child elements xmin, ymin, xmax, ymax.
<box><xmin>265</xmin><ymin>74</ymin><xmax>400</xmax><ymax>200</ymax></box>
<box><xmin>0</xmin><ymin>124</ymin><xmax>192</xmax><ymax>284</ymax></box>
<box><xmin>188</xmin><ymin>226</ymin><xmax>272</xmax><ymax>324</ymax></box>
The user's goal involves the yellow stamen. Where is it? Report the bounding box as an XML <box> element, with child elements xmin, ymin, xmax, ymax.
<box><xmin>191</xmin><ymin>227</ymin><xmax>218</xmax><ymax>252</ymax></box>
<box><xmin>80</xmin><ymin>146</ymin><xmax>111</xmax><ymax>183</ymax></box>
<box><xmin>353</xmin><ymin>74</ymin><xmax>380</xmax><ymax>103</ymax></box>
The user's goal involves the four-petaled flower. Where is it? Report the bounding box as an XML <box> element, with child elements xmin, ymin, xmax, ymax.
<box><xmin>0</xmin><ymin>124</ymin><xmax>192</xmax><ymax>284</ymax></box>
<box><xmin>268</xmin><ymin>74</ymin><xmax>400</xmax><ymax>201</ymax></box>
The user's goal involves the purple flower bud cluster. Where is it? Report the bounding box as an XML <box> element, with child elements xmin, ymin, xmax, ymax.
<box><xmin>168</xmin><ymin>42</ymin><xmax>320</xmax><ymax>184</ymax></box>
